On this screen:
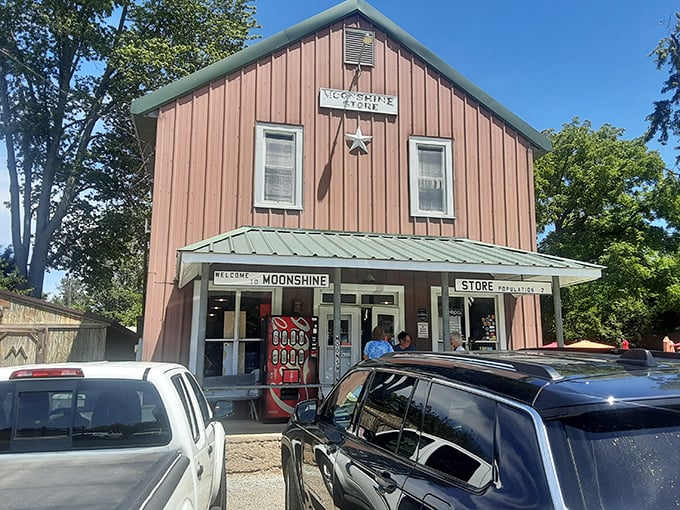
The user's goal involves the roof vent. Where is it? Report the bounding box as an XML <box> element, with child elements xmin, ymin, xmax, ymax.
<box><xmin>344</xmin><ymin>28</ymin><xmax>374</xmax><ymax>67</ymax></box>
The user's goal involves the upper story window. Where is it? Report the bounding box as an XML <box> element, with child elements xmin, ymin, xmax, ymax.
<box><xmin>409</xmin><ymin>136</ymin><xmax>454</xmax><ymax>218</ymax></box>
<box><xmin>254</xmin><ymin>123</ymin><xmax>303</xmax><ymax>210</ymax></box>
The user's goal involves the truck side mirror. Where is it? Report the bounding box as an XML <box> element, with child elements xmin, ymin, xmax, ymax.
<box><xmin>212</xmin><ymin>400</ymin><xmax>234</xmax><ymax>420</ymax></box>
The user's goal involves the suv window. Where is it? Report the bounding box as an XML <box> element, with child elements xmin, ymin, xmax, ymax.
<box><xmin>496</xmin><ymin>403</ymin><xmax>553</xmax><ymax>507</ymax></box>
<box><xmin>418</xmin><ymin>383</ymin><xmax>495</xmax><ymax>488</ymax></box>
<box><xmin>546</xmin><ymin>402</ymin><xmax>680</xmax><ymax>509</ymax></box>
<box><xmin>320</xmin><ymin>370</ymin><xmax>370</xmax><ymax>429</ymax></box>
<box><xmin>357</xmin><ymin>371</ymin><xmax>417</xmax><ymax>451</ymax></box>
<box><xmin>396</xmin><ymin>379</ymin><xmax>430</xmax><ymax>459</ymax></box>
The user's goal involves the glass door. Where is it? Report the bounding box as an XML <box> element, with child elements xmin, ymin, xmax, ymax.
<box><xmin>430</xmin><ymin>291</ymin><xmax>504</xmax><ymax>351</ymax></box>
<box><xmin>318</xmin><ymin>306</ymin><xmax>361</xmax><ymax>385</ymax></box>
<box><xmin>371</xmin><ymin>306</ymin><xmax>400</xmax><ymax>345</ymax></box>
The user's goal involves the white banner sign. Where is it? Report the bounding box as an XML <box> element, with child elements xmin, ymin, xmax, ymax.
<box><xmin>214</xmin><ymin>271</ymin><xmax>330</xmax><ymax>288</ymax></box>
<box><xmin>319</xmin><ymin>87</ymin><xmax>398</xmax><ymax>115</ymax></box>
<box><xmin>454</xmin><ymin>279</ymin><xmax>552</xmax><ymax>295</ymax></box>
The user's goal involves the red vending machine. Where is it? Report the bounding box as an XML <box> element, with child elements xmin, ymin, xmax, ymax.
<box><xmin>261</xmin><ymin>316</ymin><xmax>319</xmax><ymax>420</ymax></box>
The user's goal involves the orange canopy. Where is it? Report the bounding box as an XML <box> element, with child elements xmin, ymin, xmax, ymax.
<box><xmin>566</xmin><ymin>340</ymin><xmax>613</xmax><ymax>350</ymax></box>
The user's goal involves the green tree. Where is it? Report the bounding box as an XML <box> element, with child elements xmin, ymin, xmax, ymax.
<box><xmin>0</xmin><ymin>0</ymin><xmax>258</xmax><ymax>300</ymax></box>
<box><xmin>647</xmin><ymin>12</ymin><xmax>680</xmax><ymax>167</ymax></box>
<box><xmin>51</xmin><ymin>274</ymin><xmax>89</xmax><ymax>309</ymax></box>
<box><xmin>535</xmin><ymin>119</ymin><xmax>680</xmax><ymax>342</ymax></box>
<box><xmin>0</xmin><ymin>245</ymin><xmax>28</xmax><ymax>293</ymax></box>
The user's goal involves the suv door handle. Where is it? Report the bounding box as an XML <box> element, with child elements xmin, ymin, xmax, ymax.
<box><xmin>376</xmin><ymin>471</ymin><xmax>397</xmax><ymax>494</ymax></box>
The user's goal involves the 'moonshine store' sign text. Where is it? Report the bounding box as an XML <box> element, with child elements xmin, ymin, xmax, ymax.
<box><xmin>319</xmin><ymin>87</ymin><xmax>398</xmax><ymax>115</ymax></box>
<box><xmin>214</xmin><ymin>271</ymin><xmax>330</xmax><ymax>288</ymax></box>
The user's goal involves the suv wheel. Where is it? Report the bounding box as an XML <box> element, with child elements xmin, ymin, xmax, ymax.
<box><xmin>284</xmin><ymin>456</ymin><xmax>303</xmax><ymax>510</ymax></box>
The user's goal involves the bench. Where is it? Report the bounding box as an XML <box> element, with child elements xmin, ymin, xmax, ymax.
<box><xmin>203</xmin><ymin>371</ymin><xmax>261</xmax><ymax>421</ymax></box>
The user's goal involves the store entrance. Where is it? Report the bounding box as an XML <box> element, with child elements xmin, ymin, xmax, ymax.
<box><xmin>318</xmin><ymin>305</ymin><xmax>400</xmax><ymax>384</ymax></box>
<box><xmin>432</xmin><ymin>293</ymin><xmax>504</xmax><ymax>351</ymax></box>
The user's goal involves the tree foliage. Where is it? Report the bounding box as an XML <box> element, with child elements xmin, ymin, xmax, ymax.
<box><xmin>51</xmin><ymin>261</ymin><xmax>142</xmax><ymax>327</ymax></box>
<box><xmin>0</xmin><ymin>245</ymin><xmax>28</xmax><ymax>293</ymax></box>
<box><xmin>647</xmin><ymin>12</ymin><xmax>680</xmax><ymax>167</ymax></box>
<box><xmin>535</xmin><ymin>119</ymin><xmax>680</xmax><ymax>342</ymax></box>
<box><xmin>0</xmin><ymin>0</ymin><xmax>258</xmax><ymax>308</ymax></box>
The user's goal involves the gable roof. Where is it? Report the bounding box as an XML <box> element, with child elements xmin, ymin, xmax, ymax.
<box><xmin>0</xmin><ymin>289</ymin><xmax>134</xmax><ymax>337</ymax></box>
<box><xmin>131</xmin><ymin>0</ymin><xmax>551</xmax><ymax>154</ymax></box>
<box><xmin>176</xmin><ymin>226</ymin><xmax>602</xmax><ymax>289</ymax></box>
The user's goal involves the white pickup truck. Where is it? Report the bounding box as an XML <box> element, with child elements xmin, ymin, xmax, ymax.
<box><xmin>0</xmin><ymin>362</ymin><xmax>227</xmax><ymax>510</ymax></box>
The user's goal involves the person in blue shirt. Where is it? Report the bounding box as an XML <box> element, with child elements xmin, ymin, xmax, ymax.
<box><xmin>363</xmin><ymin>326</ymin><xmax>394</xmax><ymax>359</ymax></box>
<box><xmin>393</xmin><ymin>331</ymin><xmax>416</xmax><ymax>352</ymax></box>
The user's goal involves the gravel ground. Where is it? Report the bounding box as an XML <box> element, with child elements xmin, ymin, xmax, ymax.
<box><xmin>227</xmin><ymin>470</ymin><xmax>284</xmax><ymax>510</ymax></box>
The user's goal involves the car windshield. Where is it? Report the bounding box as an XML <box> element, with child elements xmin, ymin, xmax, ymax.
<box><xmin>545</xmin><ymin>401</ymin><xmax>680</xmax><ymax>510</ymax></box>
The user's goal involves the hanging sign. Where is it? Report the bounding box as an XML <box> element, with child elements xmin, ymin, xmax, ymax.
<box><xmin>214</xmin><ymin>271</ymin><xmax>330</xmax><ymax>288</ymax></box>
<box><xmin>319</xmin><ymin>87</ymin><xmax>398</xmax><ymax>115</ymax></box>
<box><xmin>454</xmin><ymin>279</ymin><xmax>552</xmax><ymax>295</ymax></box>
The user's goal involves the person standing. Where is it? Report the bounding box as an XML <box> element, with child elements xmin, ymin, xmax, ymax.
<box><xmin>363</xmin><ymin>326</ymin><xmax>394</xmax><ymax>359</ymax></box>
<box><xmin>450</xmin><ymin>332</ymin><xmax>465</xmax><ymax>351</ymax></box>
<box><xmin>393</xmin><ymin>331</ymin><xmax>416</xmax><ymax>352</ymax></box>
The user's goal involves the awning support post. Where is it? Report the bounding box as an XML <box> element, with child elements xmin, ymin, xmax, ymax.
<box><xmin>196</xmin><ymin>263</ymin><xmax>209</xmax><ymax>384</ymax></box>
<box><xmin>552</xmin><ymin>276</ymin><xmax>564</xmax><ymax>347</ymax></box>
<box><xmin>333</xmin><ymin>268</ymin><xmax>342</xmax><ymax>383</ymax></box>
<box><xmin>442</xmin><ymin>273</ymin><xmax>450</xmax><ymax>351</ymax></box>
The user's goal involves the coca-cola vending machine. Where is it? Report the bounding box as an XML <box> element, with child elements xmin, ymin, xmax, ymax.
<box><xmin>261</xmin><ymin>315</ymin><xmax>319</xmax><ymax>420</ymax></box>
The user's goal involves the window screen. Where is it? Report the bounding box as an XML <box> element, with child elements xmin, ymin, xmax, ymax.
<box><xmin>264</xmin><ymin>132</ymin><xmax>295</xmax><ymax>203</ymax></box>
<box><xmin>409</xmin><ymin>137</ymin><xmax>453</xmax><ymax>218</ymax></box>
<box><xmin>417</xmin><ymin>145</ymin><xmax>445</xmax><ymax>212</ymax></box>
<box><xmin>255</xmin><ymin>123</ymin><xmax>303</xmax><ymax>209</ymax></box>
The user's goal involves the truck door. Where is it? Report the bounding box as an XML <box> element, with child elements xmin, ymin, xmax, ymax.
<box><xmin>171</xmin><ymin>374</ymin><xmax>216</xmax><ymax>509</ymax></box>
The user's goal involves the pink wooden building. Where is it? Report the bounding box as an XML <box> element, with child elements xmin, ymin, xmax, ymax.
<box><xmin>132</xmin><ymin>0</ymin><xmax>600</xmax><ymax>384</ymax></box>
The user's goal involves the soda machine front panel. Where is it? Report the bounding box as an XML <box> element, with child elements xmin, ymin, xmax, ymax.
<box><xmin>263</xmin><ymin>316</ymin><xmax>319</xmax><ymax>419</ymax></box>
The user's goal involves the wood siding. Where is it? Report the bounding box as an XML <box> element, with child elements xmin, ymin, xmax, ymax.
<box><xmin>143</xmin><ymin>16</ymin><xmax>542</xmax><ymax>361</ymax></box>
<box><xmin>0</xmin><ymin>297</ymin><xmax>107</xmax><ymax>366</ymax></box>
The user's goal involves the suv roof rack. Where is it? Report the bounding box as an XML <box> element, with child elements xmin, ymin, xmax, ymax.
<box><xmin>387</xmin><ymin>352</ymin><xmax>563</xmax><ymax>381</ymax></box>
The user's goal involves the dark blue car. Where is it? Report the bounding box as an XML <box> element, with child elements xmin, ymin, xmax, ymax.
<box><xmin>281</xmin><ymin>348</ymin><xmax>680</xmax><ymax>509</ymax></box>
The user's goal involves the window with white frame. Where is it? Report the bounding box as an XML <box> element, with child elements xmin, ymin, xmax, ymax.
<box><xmin>254</xmin><ymin>123</ymin><xmax>303</xmax><ymax>209</ymax></box>
<box><xmin>409</xmin><ymin>137</ymin><xmax>454</xmax><ymax>218</ymax></box>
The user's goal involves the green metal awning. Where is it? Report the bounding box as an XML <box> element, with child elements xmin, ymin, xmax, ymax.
<box><xmin>176</xmin><ymin>227</ymin><xmax>602</xmax><ymax>289</ymax></box>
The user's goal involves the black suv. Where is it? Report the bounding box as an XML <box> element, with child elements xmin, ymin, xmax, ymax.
<box><xmin>281</xmin><ymin>349</ymin><xmax>680</xmax><ymax>510</ymax></box>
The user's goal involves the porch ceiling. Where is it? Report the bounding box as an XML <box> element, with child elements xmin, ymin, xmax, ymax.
<box><xmin>176</xmin><ymin>227</ymin><xmax>603</xmax><ymax>290</ymax></box>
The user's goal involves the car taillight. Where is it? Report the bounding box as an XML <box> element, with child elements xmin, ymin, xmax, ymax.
<box><xmin>9</xmin><ymin>368</ymin><xmax>84</xmax><ymax>379</ymax></box>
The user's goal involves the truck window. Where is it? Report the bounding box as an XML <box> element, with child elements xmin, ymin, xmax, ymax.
<box><xmin>172</xmin><ymin>375</ymin><xmax>200</xmax><ymax>442</ymax></box>
<box><xmin>0</xmin><ymin>379</ymin><xmax>171</xmax><ymax>453</ymax></box>
<box><xmin>184</xmin><ymin>372</ymin><xmax>212</xmax><ymax>427</ymax></box>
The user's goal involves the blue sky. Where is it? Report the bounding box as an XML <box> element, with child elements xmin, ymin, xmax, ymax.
<box><xmin>1</xmin><ymin>0</ymin><xmax>678</xmax><ymax>294</ymax></box>
<box><xmin>252</xmin><ymin>0</ymin><xmax>678</xmax><ymax>162</ymax></box>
